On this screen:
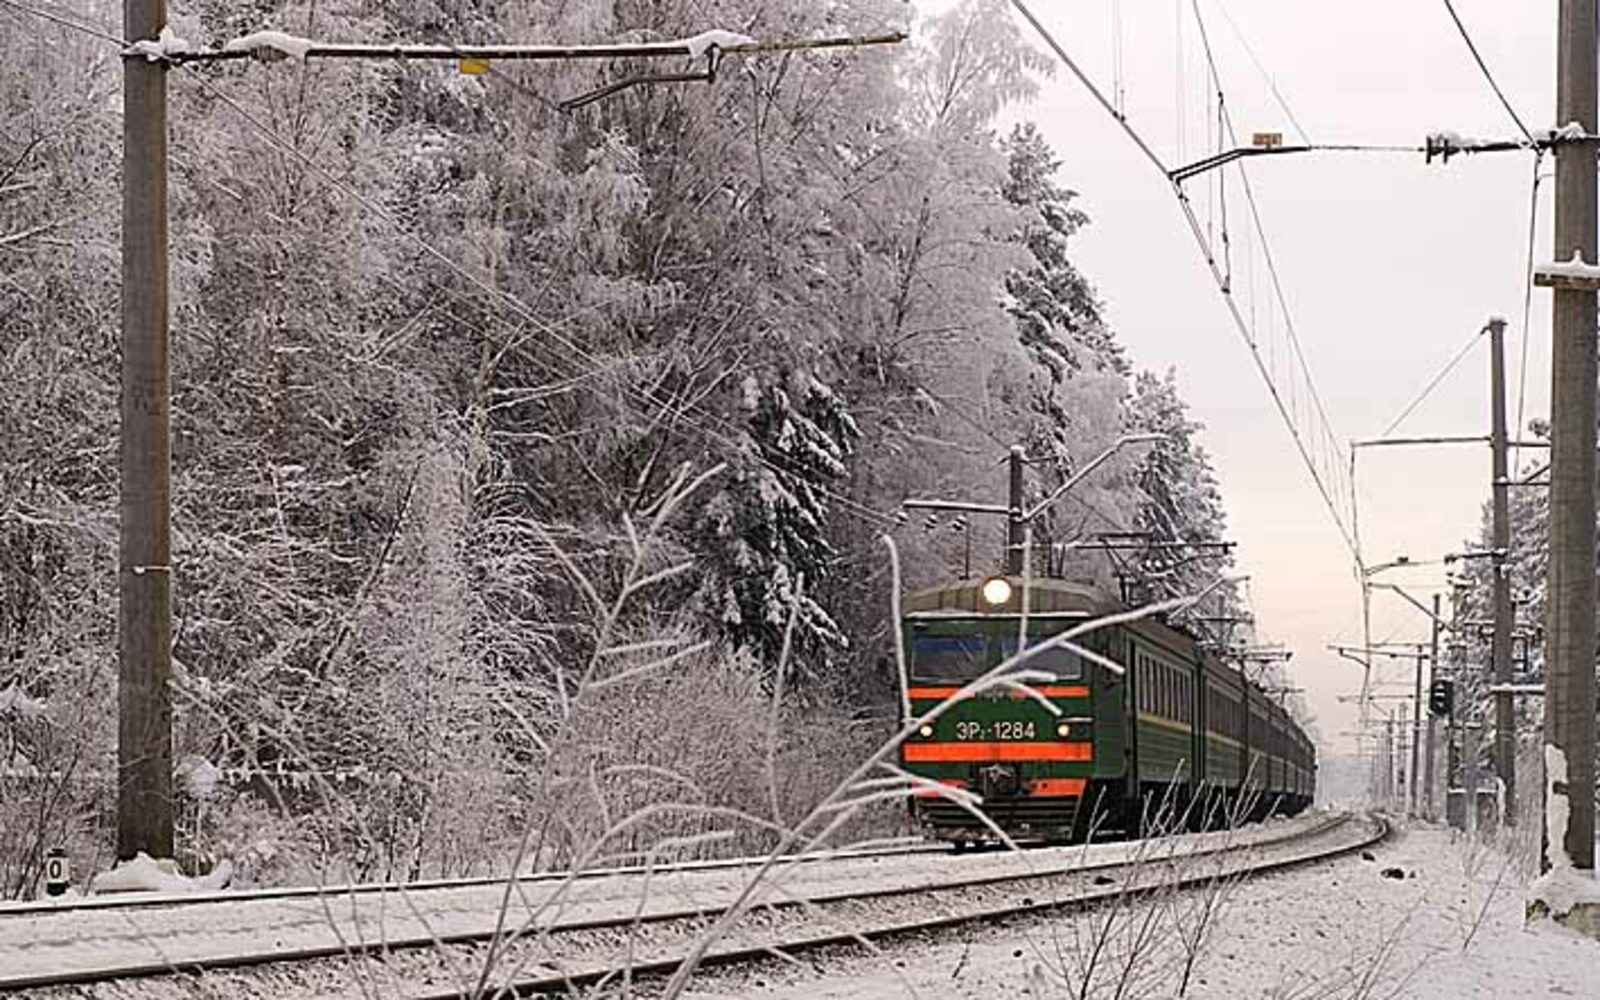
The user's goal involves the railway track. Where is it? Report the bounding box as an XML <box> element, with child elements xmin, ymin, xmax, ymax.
<box><xmin>0</xmin><ymin>812</ymin><xmax>1385</xmax><ymax>997</ymax></box>
<box><xmin>0</xmin><ymin>838</ymin><xmax>938</xmax><ymax>918</ymax></box>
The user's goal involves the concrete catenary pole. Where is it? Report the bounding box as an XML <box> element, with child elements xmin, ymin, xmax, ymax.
<box><xmin>120</xmin><ymin>0</ymin><xmax>175</xmax><ymax>860</ymax></box>
<box><xmin>1006</xmin><ymin>445</ymin><xmax>1026</xmax><ymax>575</ymax></box>
<box><xmin>1545</xmin><ymin>0</ymin><xmax>1597</xmax><ymax>870</ymax></box>
<box><xmin>1410</xmin><ymin>648</ymin><xmax>1424</xmax><ymax>817</ymax></box>
<box><xmin>1487</xmin><ymin>318</ymin><xmax>1515</xmax><ymax>824</ymax></box>
<box><xmin>1424</xmin><ymin>593</ymin><xmax>1441</xmax><ymax>820</ymax></box>
<box><xmin>1464</xmin><ymin>720</ymin><xmax>1481</xmax><ymax>837</ymax></box>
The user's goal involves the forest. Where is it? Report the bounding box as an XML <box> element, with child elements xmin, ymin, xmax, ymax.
<box><xmin>0</xmin><ymin>0</ymin><xmax>1243</xmax><ymax>894</ymax></box>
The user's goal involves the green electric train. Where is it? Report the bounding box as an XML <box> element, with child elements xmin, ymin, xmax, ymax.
<box><xmin>898</xmin><ymin>576</ymin><xmax>1315</xmax><ymax>846</ymax></box>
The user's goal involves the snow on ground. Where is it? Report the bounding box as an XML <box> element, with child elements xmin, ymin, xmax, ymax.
<box><xmin>685</xmin><ymin>823</ymin><xmax>1600</xmax><ymax>1000</ymax></box>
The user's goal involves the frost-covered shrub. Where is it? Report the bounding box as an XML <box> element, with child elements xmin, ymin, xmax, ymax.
<box><xmin>533</xmin><ymin>644</ymin><xmax>896</xmax><ymax>867</ymax></box>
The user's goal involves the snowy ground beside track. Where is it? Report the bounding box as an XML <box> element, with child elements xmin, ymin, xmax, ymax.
<box><xmin>685</xmin><ymin>822</ymin><xmax>1600</xmax><ymax>999</ymax></box>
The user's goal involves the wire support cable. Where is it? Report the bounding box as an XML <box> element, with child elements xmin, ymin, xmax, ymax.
<box><xmin>1376</xmin><ymin>325</ymin><xmax>1488</xmax><ymax>439</ymax></box>
<box><xmin>0</xmin><ymin>0</ymin><xmax>120</xmax><ymax>45</ymax></box>
<box><xmin>1210</xmin><ymin>0</ymin><xmax>1312</xmax><ymax>145</ymax></box>
<box><xmin>1439</xmin><ymin>0</ymin><xmax>1536</xmax><ymax>146</ymax></box>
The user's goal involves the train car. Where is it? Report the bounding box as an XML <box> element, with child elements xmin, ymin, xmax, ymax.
<box><xmin>898</xmin><ymin>576</ymin><xmax>1315</xmax><ymax>847</ymax></box>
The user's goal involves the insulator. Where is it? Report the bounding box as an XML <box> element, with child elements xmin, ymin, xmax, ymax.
<box><xmin>893</xmin><ymin>508</ymin><xmax>909</xmax><ymax>526</ymax></box>
<box><xmin>922</xmin><ymin>513</ymin><xmax>940</xmax><ymax>531</ymax></box>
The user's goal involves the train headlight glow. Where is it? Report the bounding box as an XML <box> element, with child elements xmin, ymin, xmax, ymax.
<box><xmin>1056</xmin><ymin>722</ymin><xmax>1071</xmax><ymax>738</ymax></box>
<box><xmin>918</xmin><ymin>724</ymin><xmax>934</xmax><ymax>738</ymax></box>
<box><xmin>980</xmin><ymin>577</ymin><xmax>1013</xmax><ymax>607</ymax></box>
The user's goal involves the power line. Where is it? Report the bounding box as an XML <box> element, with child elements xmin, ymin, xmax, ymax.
<box><xmin>1439</xmin><ymin>0</ymin><xmax>1537</xmax><ymax>146</ymax></box>
<box><xmin>1377</xmin><ymin>324</ymin><xmax>1488</xmax><ymax>439</ymax></box>
<box><xmin>1008</xmin><ymin>0</ymin><xmax>1359</xmax><ymax>560</ymax></box>
<box><xmin>0</xmin><ymin>0</ymin><xmax>121</xmax><ymax>46</ymax></box>
<box><xmin>1210</xmin><ymin>0</ymin><xmax>1312</xmax><ymax>145</ymax></box>
<box><xmin>1190</xmin><ymin>1</ymin><xmax>1359</xmax><ymax>554</ymax></box>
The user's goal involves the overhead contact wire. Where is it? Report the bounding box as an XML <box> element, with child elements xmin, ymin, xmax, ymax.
<box><xmin>1009</xmin><ymin>0</ymin><xmax>1359</xmax><ymax>560</ymax></box>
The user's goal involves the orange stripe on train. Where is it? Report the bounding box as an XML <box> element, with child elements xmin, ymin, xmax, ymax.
<box><xmin>902</xmin><ymin>742</ymin><xmax>1093</xmax><ymax>763</ymax></box>
<box><xmin>905</xmin><ymin>685</ymin><xmax>1090</xmax><ymax>700</ymax></box>
<box><xmin>1029</xmin><ymin>778</ymin><xmax>1087</xmax><ymax>796</ymax></box>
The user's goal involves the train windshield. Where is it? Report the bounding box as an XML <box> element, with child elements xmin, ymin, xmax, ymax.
<box><xmin>998</xmin><ymin>635</ymin><xmax>1084</xmax><ymax>679</ymax></box>
<box><xmin>909</xmin><ymin>633</ymin><xmax>988</xmax><ymax>681</ymax></box>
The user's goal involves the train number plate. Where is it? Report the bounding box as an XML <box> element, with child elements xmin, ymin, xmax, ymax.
<box><xmin>954</xmin><ymin>720</ymin><xmax>1035</xmax><ymax>741</ymax></box>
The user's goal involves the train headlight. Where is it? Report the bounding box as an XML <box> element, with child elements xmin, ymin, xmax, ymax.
<box><xmin>918</xmin><ymin>724</ymin><xmax>934</xmax><ymax>738</ymax></box>
<box><xmin>1056</xmin><ymin>722</ymin><xmax>1071</xmax><ymax>738</ymax></box>
<box><xmin>980</xmin><ymin>577</ymin><xmax>1013</xmax><ymax>607</ymax></box>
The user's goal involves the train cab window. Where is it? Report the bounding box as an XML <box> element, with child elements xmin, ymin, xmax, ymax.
<box><xmin>998</xmin><ymin>637</ymin><xmax>1083</xmax><ymax>679</ymax></box>
<box><xmin>909</xmin><ymin>633</ymin><xmax>987</xmax><ymax>680</ymax></box>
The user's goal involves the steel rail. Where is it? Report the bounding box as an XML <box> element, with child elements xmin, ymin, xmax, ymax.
<box><xmin>0</xmin><ymin>840</ymin><xmax>940</xmax><ymax>917</ymax></box>
<box><xmin>430</xmin><ymin>813</ymin><xmax>1388</xmax><ymax>999</ymax></box>
<box><xmin>0</xmin><ymin>814</ymin><xmax>1364</xmax><ymax>993</ymax></box>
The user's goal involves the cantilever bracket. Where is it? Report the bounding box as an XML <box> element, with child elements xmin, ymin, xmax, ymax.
<box><xmin>560</xmin><ymin>49</ymin><xmax>719</xmax><ymax>111</ymax></box>
<box><xmin>1167</xmin><ymin>145</ymin><xmax>1313</xmax><ymax>184</ymax></box>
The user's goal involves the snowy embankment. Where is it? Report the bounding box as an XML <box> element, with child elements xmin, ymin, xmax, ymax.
<box><xmin>687</xmin><ymin>822</ymin><xmax>1600</xmax><ymax>1000</ymax></box>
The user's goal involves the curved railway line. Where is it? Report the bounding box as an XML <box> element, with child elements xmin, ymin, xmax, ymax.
<box><xmin>1</xmin><ymin>812</ymin><xmax>1386</xmax><ymax>997</ymax></box>
<box><xmin>0</xmin><ymin>839</ymin><xmax>940</xmax><ymax>918</ymax></box>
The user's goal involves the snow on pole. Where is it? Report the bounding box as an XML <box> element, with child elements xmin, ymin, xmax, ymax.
<box><xmin>682</xmin><ymin>29</ymin><xmax>756</xmax><ymax>59</ymax></box>
<box><xmin>222</xmin><ymin>30</ymin><xmax>316</xmax><ymax>62</ymax></box>
<box><xmin>123</xmin><ymin>25</ymin><xmax>191</xmax><ymax>62</ymax></box>
<box><xmin>1528</xmin><ymin>743</ymin><xmax>1600</xmax><ymax>933</ymax></box>
<box><xmin>1534</xmin><ymin>251</ymin><xmax>1600</xmax><ymax>288</ymax></box>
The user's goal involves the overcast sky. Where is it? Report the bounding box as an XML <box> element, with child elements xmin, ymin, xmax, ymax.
<box><xmin>933</xmin><ymin>1</ymin><xmax>1560</xmax><ymax>756</ymax></box>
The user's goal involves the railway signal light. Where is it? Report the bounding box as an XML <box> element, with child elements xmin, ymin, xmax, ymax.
<box><xmin>1428</xmin><ymin>678</ymin><xmax>1454</xmax><ymax>718</ymax></box>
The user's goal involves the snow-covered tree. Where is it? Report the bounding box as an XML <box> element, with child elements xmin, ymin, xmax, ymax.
<box><xmin>694</xmin><ymin>372</ymin><xmax>858</xmax><ymax>675</ymax></box>
<box><xmin>1003</xmin><ymin>122</ymin><xmax>1126</xmax><ymax>385</ymax></box>
<box><xmin>1125</xmin><ymin>369</ymin><xmax>1234</xmax><ymax>607</ymax></box>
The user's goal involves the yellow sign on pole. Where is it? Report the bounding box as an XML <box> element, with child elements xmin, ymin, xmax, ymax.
<box><xmin>459</xmin><ymin>57</ymin><xmax>491</xmax><ymax>75</ymax></box>
<box><xmin>1252</xmin><ymin>132</ymin><xmax>1283</xmax><ymax>148</ymax></box>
